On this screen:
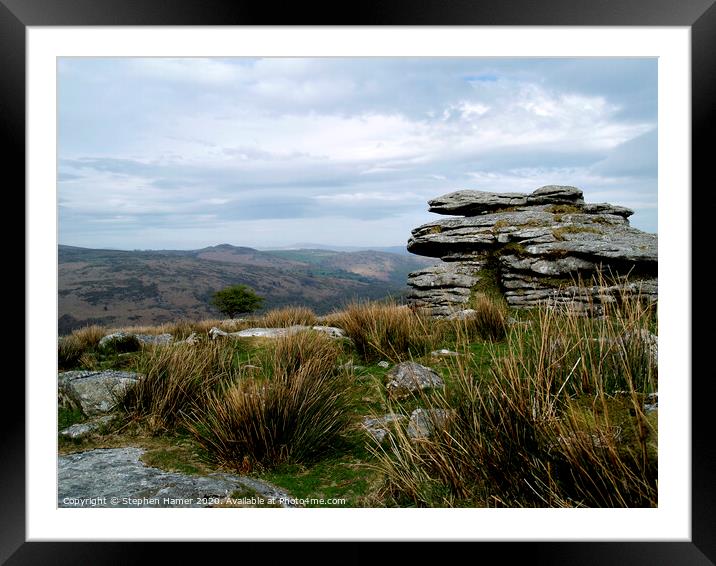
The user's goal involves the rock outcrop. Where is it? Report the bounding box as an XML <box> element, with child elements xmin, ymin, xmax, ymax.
<box><xmin>406</xmin><ymin>185</ymin><xmax>657</xmax><ymax>315</ymax></box>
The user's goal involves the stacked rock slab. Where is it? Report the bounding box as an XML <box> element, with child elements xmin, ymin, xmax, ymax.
<box><xmin>406</xmin><ymin>186</ymin><xmax>657</xmax><ymax>316</ymax></box>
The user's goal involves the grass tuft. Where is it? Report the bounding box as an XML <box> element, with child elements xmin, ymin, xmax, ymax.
<box><xmin>185</xmin><ymin>330</ymin><xmax>355</xmax><ymax>471</ymax></box>
<box><xmin>58</xmin><ymin>325</ymin><xmax>105</xmax><ymax>369</ymax></box>
<box><xmin>120</xmin><ymin>341</ymin><xmax>241</xmax><ymax>432</ymax></box>
<box><xmin>258</xmin><ymin>306</ymin><xmax>318</xmax><ymax>327</ymax></box>
<box><xmin>329</xmin><ymin>301</ymin><xmax>440</xmax><ymax>362</ymax></box>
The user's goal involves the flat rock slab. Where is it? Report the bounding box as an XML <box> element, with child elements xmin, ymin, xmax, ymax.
<box><xmin>210</xmin><ymin>325</ymin><xmax>346</xmax><ymax>340</ymax></box>
<box><xmin>428</xmin><ymin>185</ymin><xmax>584</xmax><ymax>216</ymax></box>
<box><xmin>59</xmin><ymin>415</ymin><xmax>116</xmax><ymax>439</ymax></box>
<box><xmin>58</xmin><ymin>447</ymin><xmax>296</xmax><ymax>508</ymax></box>
<box><xmin>58</xmin><ymin>370</ymin><xmax>142</xmax><ymax>416</ymax></box>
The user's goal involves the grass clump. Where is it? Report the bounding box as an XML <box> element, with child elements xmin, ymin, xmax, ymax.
<box><xmin>370</xmin><ymin>287</ymin><xmax>657</xmax><ymax>508</ymax></box>
<box><xmin>260</xmin><ymin>327</ymin><xmax>343</xmax><ymax>377</ymax></box>
<box><xmin>259</xmin><ymin>306</ymin><xmax>318</xmax><ymax>327</ymax></box>
<box><xmin>552</xmin><ymin>225</ymin><xmax>602</xmax><ymax>241</ymax></box>
<box><xmin>186</xmin><ymin>331</ymin><xmax>355</xmax><ymax>472</ymax></box>
<box><xmin>120</xmin><ymin>340</ymin><xmax>241</xmax><ymax>432</ymax></box>
<box><xmin>58</xmin><ymin>325</ymin><xmax>105</xmax><ymax>369</ymax></box>
<box><xmin>547</xmin><ymin>204</ymin><xmax>581</xmax><ymax>214</ymax></box>
<box><xmin>330</xmin><ymin>301</ymin><xmax>439</xmax><ymax>362</ymax></box>
<box><xmin>58</xmin><ymin>406</ymin><xmax>85</xmax><ymax>431</ymax></box>
<box><xmin>464</xmin><ymin>295</ymin><xmax>508</xmax><ymax>342</ymax></box>
<box><xmin>469</xmin><ymin>264</ymin><xmax>506</xmax><ymax>307</ymax></box>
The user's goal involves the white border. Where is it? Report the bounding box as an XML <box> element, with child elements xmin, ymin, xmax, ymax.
<box><xmin>27</xmin><ymin>26</ymin><xmax>691</xmax><ymax>541</ymax></box>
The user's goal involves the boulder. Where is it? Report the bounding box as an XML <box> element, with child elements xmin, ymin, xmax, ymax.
<box><xmin>58</xmin><ymin>370</ymin><xmax>142</xmax><ymax>416</ymax></box>
<box><xmin>311</xmin><ymin>326</ymin><xmax>347</xmax><ymax>339</ymax></box>
<box><xmin>183</xmin><ymin>332</ymin><xmax>200</xmax><ymax>345</ymax></box>
<box><xmin>407</xmin><ymin>408</ymin><xmax>453</xmax><ymax>439</ymax></box>
<box><xmin>99</xmin><ymin>332</ymin><xmax>172</xmax><ymax>348</ymax></box>
<box><xmin>385</xmin><ymin>361</ymin><xmax>444</xmax><ymax>399</ymax></box>
<box><xmin>362</xmin><ymin>414</ymin><xmax>407</xmax><ymax>444</ymax></box>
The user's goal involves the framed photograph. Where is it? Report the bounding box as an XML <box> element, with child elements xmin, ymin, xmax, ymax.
<box><xmin>9</xmin><ymin>0</ymin><xmax>713</xmax><ymax>562</ymax></box>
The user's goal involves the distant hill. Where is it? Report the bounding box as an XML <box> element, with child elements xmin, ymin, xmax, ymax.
<box><xmin>260</xmin><ymin>243</ymin><xmax>415</xmax><ymax>255</ymax></box>
<box><xmin>58</xmin><ymin>244</ymin><xmax>436</xmax><ymax>334</ymax></box>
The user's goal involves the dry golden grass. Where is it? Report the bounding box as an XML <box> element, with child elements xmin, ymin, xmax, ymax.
<box><xmin>466</xmin><ymin>294</ymin><xmax>508</xmax><ymax>342</ymax></box>
<box><xmin>58</xmin><ymin>324</ymin><xmax>106</xmax><ymax>368</ymax></box>
<box><xmin>369</xmin><ymin>289</ymin><xmax>658</xmax><ymax>508</ymax></box>
<box><xmin>185</xmin><ymin>330</ymin><xmax>354</xmax><ymax>471</ymax></box>
<box><xmin>328</xmin><ymin>301</ymin><xmax>441</xmax><ymax>362</ymax></box>
<box><xmin>257</xmin><ymin>306</ymin><xmax>318</xmax><ymax>328</ymax></box>
<box><xmin>121</xmin><ymin>340</ymin><xmax>241</xmax><ymax>432</ymax></box>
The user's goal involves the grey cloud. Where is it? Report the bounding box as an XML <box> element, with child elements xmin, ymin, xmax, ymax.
<box><xmin>58</xmin><ymin>57</ymin><xmax>657</xmax><ymax>248</ymax></box>
<box><xmin>591</xmin><ymin>129</ymin><xmax>657</xmax><ymax>178</ymax></box>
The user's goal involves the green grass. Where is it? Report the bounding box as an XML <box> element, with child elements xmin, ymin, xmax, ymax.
<box><xmin>58</xmin><ymin>407</ymin><xmax>85</xmax><ymax>431</ymax></box>
<box><xmin>260</xmin><ymin>436</ymin><xmax>380</xmax><ymax>507</ymax></box>
<box><xmin>140</xmin><ymin>441</ymin><xmax>213</xmax><ymax>476</ymax></box>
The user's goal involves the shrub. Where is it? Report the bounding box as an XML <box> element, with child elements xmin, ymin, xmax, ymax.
<box><xmin>186</xmin><ymin>331</ymin><xmax>354</xmax><ymax>471</ymax></box>
<box><xmin>211</xmin><ymin>284</ymin><xmax>264</xmax><ymax>318</ymax></box>
<box><xmin>331</xmin><ymin>301</ymin><xmax>439</xmax><ymax>362</ymax></box>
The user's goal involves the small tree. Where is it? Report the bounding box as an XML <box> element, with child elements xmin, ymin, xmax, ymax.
<box><xmin>211</xmin><ymin>284</ymin><xmax>264</xmax><ymax>318</ymax></box>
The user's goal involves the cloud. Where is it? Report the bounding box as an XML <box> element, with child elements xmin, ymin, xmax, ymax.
<box><xmin>591</xmin><ymin>129</ymin><xmax>657</xmax><ymax>178</ymax></box>
<box><xmin>127</xmin><ymin>58</ymin><xmax>249</xmax><ymax>85</ymax></box>
<box><xmin>58</xmin><ymin>57</ymin><xmax>658</xmax><ymax>248</ymax></box>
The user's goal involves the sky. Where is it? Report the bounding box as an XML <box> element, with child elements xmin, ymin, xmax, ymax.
<box><xmin>58</xmin><ymin>57</ymin><xmax>657</xmax><ymax>250</ymax></box>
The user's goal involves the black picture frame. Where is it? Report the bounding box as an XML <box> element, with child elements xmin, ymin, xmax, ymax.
<box><xmin>7</xmin><ymin>0</ymin><xmax>714</xmax><ymax>563</ymax></box>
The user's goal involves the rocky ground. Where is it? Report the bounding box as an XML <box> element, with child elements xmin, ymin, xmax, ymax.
<box><xmin>59</xmin><ymin>447</ymin><xmax>294</xmax><ymax>508</ymax></box>
<box><xmin>57</xmin><ymin>330</ymin><xmax>452</xmax><ymax>508</ymax></box>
